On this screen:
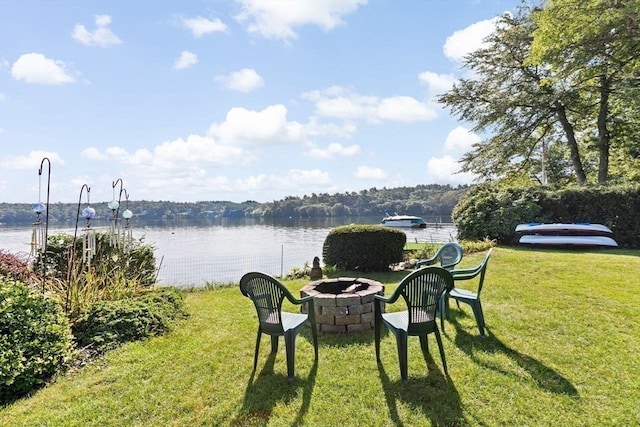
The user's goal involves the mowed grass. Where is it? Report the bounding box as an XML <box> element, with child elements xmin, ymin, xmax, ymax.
<box><xmin>2</xmin><ymin>247</ymin><xmax>639</xmax><ymax>426</ymax></box>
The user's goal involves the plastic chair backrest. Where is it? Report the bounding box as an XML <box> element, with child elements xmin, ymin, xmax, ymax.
<box><xmin>240</xmin><ymin>272</ymin><xmax>290</xmax><ymax>335</ymax></box>
<box><xmin>417</xmin><ymin>242</ymin><xmax>463</xmax><ymax>271</ymax></box>
<box><xmin>475</xmin><ymin>249</ymin><xmax>493</xmax><ymax>295</ymax></box>
<box><xmin>438</xmin><ymin>243</ymin><xmax>463</xmax><ymax>270</ymax></box>
<box><xmin>395</xmin><ymin>267</ymin><xmax>454</xmax><ymax>333</ymax></box>
<box><xmin>451</xmin><ymin>248</ymin><xmax>493</xmax><ymax>296</ymax></box>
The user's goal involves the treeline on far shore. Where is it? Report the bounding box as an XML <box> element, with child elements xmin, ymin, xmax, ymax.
<box><xmin>0</xmin><ymin>184</ymin><xmax>468</xmax><ymax>226</ymax></box>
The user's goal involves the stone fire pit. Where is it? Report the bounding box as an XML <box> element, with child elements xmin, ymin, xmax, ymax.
<box><xmin>300</xmin><ymin>277</ymin><xmax>385</xmax><ymax>333</ymax></box>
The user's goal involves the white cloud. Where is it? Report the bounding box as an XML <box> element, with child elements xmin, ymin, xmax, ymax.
<box><xmin>173</xmin><ymin>51</ymin><xmax>198</xmax><ymax>70</ymax></box>
<box><xmin>287</xmin><ymin>169</ymin><xmax>331</xmax><ymax>185</ymax></box>
<box><xmin>423</xmin><ymin>126</ymin><xmax>480</xmax><ymax>185</ymax></box>
<box><xmin>443</xmin><ymin>17</ymin><xmax>499</xmax><ymax>62</ymax></box>
<box><xmin>234</xmin><ymin>0</ymin><xmax>366</xmax><ymax>41</ymax></box>
<box><xmin>377</xmin><ymin>96</ymin><xmax>437</xmax><ymax>122</ymax></box>
<box><xmin>11</xmin><ymin>53</ymin><xmax>75</xmax><ymax>85</ymax></box>
<box><xmin>72</xmin><ymin>15</ymin><xmax>122</xmax><ymax>47</ymax></box>
<box><xmin>426</xmin><ymin>155</ymin><xmax>476</xmax><ymax>184</ymax></box>
<box><xmin>208</xmin><ymin>104</ymin><xmax>307</xmax><ymax>146</ymax></box>
<box><xmin>304</xmin><ymin>117</ymin><xmax>357</xmax><ymax>139</ymax></box>
<box><xmin>83</xmin><ymin>135</ymin><xmax>252</xmax><ymax>172</ymax></box>
<box><xmin>353</xmin><ymin>165</ymin><xmax>389</xmax><ymax>180</ymax></box>
<box><xmin>182</xmin><ymin>16</ymin><xmax>227</xmax><ymax>37</ymax></box>
<box><xmin>303</xmin><ymin>86</ymin><xmax>437</xmax><ymax>123</ymax></box>
<box><xmin>0</xmin><ymin>150</ymin><xmax>65</xmax><ymax>170</ymax></box>
<box><xmin>215</xmin><ymin>68</ymin><xmax>264</xmax><ymax>92</ymax></box>
<box><xmin>306</xmin><ymin>142</ymin><xmax>360</xmax><ymax>159</ymax></box>
<box><xmin>228</xmin><ymin>169</ymin><xmax>333</xmax><ymax>199</ymax></box>
<box><xmin>81</xmin><ymin>147</ymin><xmax>108</xmax><ymax>160</ymax></box>
<box><xmin>443</xmin><ymin>126</ymin><xmax>481</xmax><ymax>155</ymax></box>
<box><xmin>418</xmin><ymin>71</ymin><xmax>457</xmax><ymax>97</ymax></box>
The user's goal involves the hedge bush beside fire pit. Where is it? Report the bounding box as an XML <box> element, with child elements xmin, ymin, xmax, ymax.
<box><xmin>322</xmin><ymin>225</ymin><xmax>406</xmax><ymax>272</ymax></box>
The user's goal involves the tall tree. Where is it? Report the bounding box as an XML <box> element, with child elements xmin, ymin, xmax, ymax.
<box><xmin>439</xmin><ymin>5</ymin><xmax>589</xmax><ymax>185</ymax></box>
<box><xmin>529</xmin><ymin>0</ymin><xmax>640</xmax><ymax>184</ymax></box>
<box><xmin>440</xmin><ymin>1</ymin><xmax>640</xmax><ymax>185</ymax></box>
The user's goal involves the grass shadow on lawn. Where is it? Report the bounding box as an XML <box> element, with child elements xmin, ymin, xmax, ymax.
<box><xmin>233</xmin><ymin>351</ymin><xmax>318</xmax><ymax>426</ymax></box>
<box><xmin>449</xmin><ymin>313</ymin><xmax>579</xmax><ymax>397</ymax></box>
<box><xmin>377</xmin><ymin>354</ymin><xmax>463</xmax><ymax>426</ymax></box>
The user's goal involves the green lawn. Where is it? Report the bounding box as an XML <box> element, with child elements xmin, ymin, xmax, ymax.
<box><xmin>2</xmin><ymin>247</ymin><xmax>639</xmax><ymax>426</ymax></box>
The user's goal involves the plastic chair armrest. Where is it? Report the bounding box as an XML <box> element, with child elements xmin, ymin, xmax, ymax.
<box><xmin>416</xmin><ymin>257</ymin><xmax>437</xmax><ymax>268</ymax></box>
<box><xmin>451</xmin><ymin>267</ymin><xmax>482</xmax><ymax>279</ymax></box>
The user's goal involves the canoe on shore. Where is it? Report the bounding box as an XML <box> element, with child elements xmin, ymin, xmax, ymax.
<box><xmin>515</xmin><ymin>223</ymin><xmax>613</xmax><ymax>236</ymax></box>
<box><xmin>519</xmin><ymin>234</ymin><xmax>618</xmax><ymax>247</ymax></box>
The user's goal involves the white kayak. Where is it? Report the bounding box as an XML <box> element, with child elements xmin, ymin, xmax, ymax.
<box><xmin>519</xmin><ymin>234</ymin><xmax>618</xmax><ymax>247</ymax></box>
<box><xmin>515</xmin><ymin>223</ymin><xmax>613</xmax><ymax>235</ymax></box>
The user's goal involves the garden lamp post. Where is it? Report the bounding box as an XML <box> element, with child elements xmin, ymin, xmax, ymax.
<box><xmin>32</xmin><ymin>157</ymin><xmax>51</xmax><ymax>293</ymax></box>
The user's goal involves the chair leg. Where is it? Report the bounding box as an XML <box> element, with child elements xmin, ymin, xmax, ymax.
<box><xmin>253</xmin><ymin>330</ymin><xmax>262</xmax><ymax>373</ymax></box>
<box><xmin>374</xmin><ymin>315</ymin><xmax>381</xmax><ymax>361</ymax></box>
<box><xmin>433</xmin><ymin>327</ymin><xmax>448</xmax><ymax>375</ymax></box>
<box><xmin>471</xmin><ymin>300</ymin><xmax>486</xmax><ymax>336</ymax></box>
<box><xmin>419</xmin><ymin>334</ymin><xmax>429</xmax><ymax>359</ymax></box>
<box><xmin>439</xmin><ymin>294</ymin><xmax>448</xmax><ymax>332</ymax></box>
<box><xmin>395</xmin><ymin>331</ymin><xmax>409</xmax><ymax>382</ymax></box>
<box><xmin>311</xmin><ymin>325</ymin><xmax>319</xmax><ymax>361</ymax></box>
<box><xmin>284</xmin><ymin>331</ymin><xmax>296</xmax><ymax>381</ymax></box>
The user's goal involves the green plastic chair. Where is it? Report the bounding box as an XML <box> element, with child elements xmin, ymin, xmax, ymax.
<box><xmin>374</xmin><ymin>267</ymin><xmax>455</xmax><ymax>381</ymax></box>
<box><xmin>440</xmin><ymin>248</ymin><xmax>493</xmax><ymax>336</ymax></box>
<box><xmin>240</xmin><ymin>272</ymin><xmax>318</xmax><ymax>381</ymax></box>
<box><xmin>416</xmin><ymin>242</ymin><xmax>463</xmax><ymax>271</ymax></box>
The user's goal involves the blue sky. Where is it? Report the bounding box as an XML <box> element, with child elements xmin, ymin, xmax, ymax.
<box><xmin>0</xmin><ymin>0</ymin><xmax>522</xmax><ymax>204</ymax></box>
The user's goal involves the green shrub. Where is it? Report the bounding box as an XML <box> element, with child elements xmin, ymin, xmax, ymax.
<box><xmin>406</xmin><ymin>239</ymin><xmax>495</xmax><ymax>261</ymax></box>
<box><xmin>452</xmin><ymin>185</ymin><xmax>542</xmax><ymax>244</ymax></box>
<box><xmin>0</xmin><ymin>280</ymin><xmax>75</xmax><ymax>404</ymax></box>
<box><xmin>322</xmin><ymin>225</ymin><xmax>406</xmax><ymax>272</ymax></box>
<box><xmin>0</xmin><ymin>250</ymin><xmax>41</xmax><ymax>286</ymax></box>
<box><xmin>453</xmin><ymin>183</ymin><xmax>640</xmax><ymax>248</ymax></box>
<box><xmin>71</xmin><ymin>288</ymin><xmax>187</xmax><ymax>355</ymax></box>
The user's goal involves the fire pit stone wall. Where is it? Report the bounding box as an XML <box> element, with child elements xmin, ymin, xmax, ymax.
<box><xmin>300</xmin><ymin>277</ymin><xmax>385</xmax><ymax>333</ymax></box>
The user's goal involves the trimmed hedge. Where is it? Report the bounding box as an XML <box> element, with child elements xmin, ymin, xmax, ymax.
<box><xmin>1</xmin><ymin>280</ymin><xmax>75</xmax><ymax>404</ymax></box>
<box><xmin>322</xmin><ymin>225</ymin><xmax>406</xmax><ymax>272</ymax></box>
<box><xmin>453</xmin><ymin>184</ymin><xmax>640</xmax><ymax>248</ymax></box>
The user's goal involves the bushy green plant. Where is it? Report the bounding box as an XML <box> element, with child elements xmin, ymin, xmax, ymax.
<box><xmin>405</xmin><ymin>239</ymin><xmax>495</xmax><ymax>262</ymax></box>
<box><xmin>453</xmin><ymin>185</ymin><xmax>542</xmax><ymax>244</ymax></box>
<box><xmin>453</xmin><ymin>184</ymin><xmax>640</xmax><ymax>248</ymax></box>
<box><xmin>285</xmin><ymin>261</ymin><xmax>311</xmax><ymax>279</ymax></box>
<box><xmin>0</xmin><ymin>280</ymin><xmax>75</xmax><ymax>404</ymax></box>
<box><xmin>322</xmin><ymin>225</ymin><xmax>406</xmax><ymax>272</ymax></box>
<box><xmin>71</xmin><ymin>287</ymin><xmax>187</xmax><ymax>355</ymax></box>
<box><xmin>0</xmin><ymin>250</ymin><xmax>41</xmax><ymax>286</ymax></box>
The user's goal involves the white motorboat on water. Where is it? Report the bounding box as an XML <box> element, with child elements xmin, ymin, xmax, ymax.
<box><xmin>381</xmin><ymin>211</ymin><xmax>427</xmax><ymax>228</ymax></box>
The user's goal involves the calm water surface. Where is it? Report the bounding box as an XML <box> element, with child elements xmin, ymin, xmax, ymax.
<box><xmin>0</xmin><ymin>217</ymin><xmax>457</xmax><ymax>287</ymax></box>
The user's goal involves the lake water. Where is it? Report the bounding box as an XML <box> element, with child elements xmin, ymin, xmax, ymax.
<box><xmin>0</xmin><ymin>217</ymin><xmax>457</xmax><ymax>287</ymax></box>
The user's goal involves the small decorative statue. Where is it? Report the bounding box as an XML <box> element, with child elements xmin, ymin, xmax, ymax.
<box><xmin>310</xmin><ymin>256</ymin><xmax>323</xmax><ymax>279</ymax></box>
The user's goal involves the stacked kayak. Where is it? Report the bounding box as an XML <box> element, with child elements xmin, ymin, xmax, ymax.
<box><xmin>516</xmin><ymin>223</ymin><xmax>618</xmax><ymax>247</ymax></box>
